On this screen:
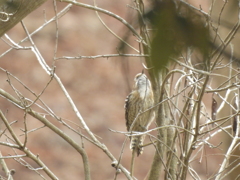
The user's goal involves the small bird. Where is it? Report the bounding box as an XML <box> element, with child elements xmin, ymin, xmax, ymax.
<box><xmin>125</xmin><ymin>72</ymin><xmax>155</xmax><ymax>156</ymax></box>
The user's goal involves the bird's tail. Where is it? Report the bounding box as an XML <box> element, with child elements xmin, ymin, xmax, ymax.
<box><xmin>130</xmin><ymin>135</ymin><xmax>145</xmax><ymax>156</ymax></box>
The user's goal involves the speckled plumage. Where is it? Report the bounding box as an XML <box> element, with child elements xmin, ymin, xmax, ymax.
<box><xmin>125</xmin><ymin>73</ymin><xmax>155</xmax><ymax>156</ymax></box>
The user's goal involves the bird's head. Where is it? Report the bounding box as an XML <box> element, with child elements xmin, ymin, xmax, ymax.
<box><xmin>134</xmin><ymin>72</ymin><xmax>152</xmax><ymax>98</ymax></box>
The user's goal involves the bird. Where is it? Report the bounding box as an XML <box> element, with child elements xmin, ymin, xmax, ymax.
<box><xmin>125</xmin><ymin>72</ymin><xmax>155</xmax><ymax>156</ymax></box>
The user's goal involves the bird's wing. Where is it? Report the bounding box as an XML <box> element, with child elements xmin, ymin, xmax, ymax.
<box><xmin>125</xmin><ymin>91</ymin><xmax>140</xmax><ymax>132</ymax></box>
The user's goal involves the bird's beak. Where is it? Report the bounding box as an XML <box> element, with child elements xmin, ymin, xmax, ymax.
<box><xmin>141</xmin><ymin>69</ymin><xmax>144</xmax><ymax>74</ymax></box>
